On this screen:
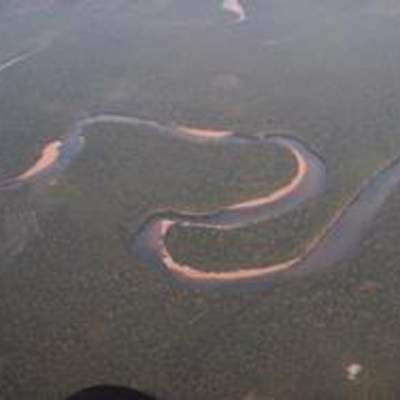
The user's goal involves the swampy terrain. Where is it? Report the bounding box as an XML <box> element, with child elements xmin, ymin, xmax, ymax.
<box><xmin>1</xmin><ymin>1</ymin><xmax>400</xmax><ymax>399</ymax></box>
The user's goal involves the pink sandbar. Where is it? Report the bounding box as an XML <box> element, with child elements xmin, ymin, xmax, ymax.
<box><xmin>155</xmin><ymin>138</ymin><xmax>311</xmax><ymax>283</ymax></box>
<box><xmin>177</xmin><ymin>125</ymin><xmax>233</xmax><ymax>139</ymax></box>
<box><xmin>229</xmin><ymin>146</ymin><xmax>308</xmax><ymax>210</ymax></box>
<box><xmin>18</xmin><ymin>141</ymin><xmax>62</xmax><ymax>181</ymax></box>
<box><xmin>160</xmin><ymin>220</ymin><xmax>299</xmax><ymax>282</ymax></box>
<box><xmin>221</xmin><ymin>0</ymin><xmax>247</xmax><ymax>21</ymax></box>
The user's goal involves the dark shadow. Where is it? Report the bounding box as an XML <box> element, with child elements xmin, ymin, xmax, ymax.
<box><xmin>65</xmin><ymin>385</ymin><xmax>158</xmax><ymax>400</ymax></box>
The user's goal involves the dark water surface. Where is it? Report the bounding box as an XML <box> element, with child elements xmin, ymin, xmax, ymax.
<box><xmin>1</xmin><ymin>1</ymin><xmax>400</xmax><ymax>399</ymax></box>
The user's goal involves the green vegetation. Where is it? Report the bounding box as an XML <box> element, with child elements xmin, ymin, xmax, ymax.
<box><xmin>2</xmin><ymin>1</ymin><xmax>400</xmax><ymax>399</ymax></box>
